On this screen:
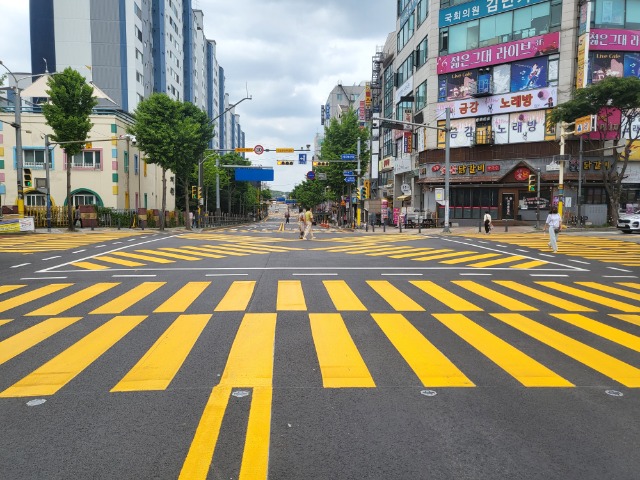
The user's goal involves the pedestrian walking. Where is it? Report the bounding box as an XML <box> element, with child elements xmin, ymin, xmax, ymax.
<box><xmin>483</xmin><ymin>211</ymin><xmax>492</xmax><ymax>234</ymax></box>
<box><xmin>74</xmin><ymin>206</ymin><xmax>82</xmax><ymax>228</ymax></box>
<box><xmin>544</xmin><ymin>206</ymin><xmax>561</xmax><ymax>253</ymax></box>
<box><xmin>303</xmin><ymin>208</ymin><xmax>315</xmax><ymax>240</ymax></box>
<box><xmin>297</xmin><ymin>207</ymin><xmax>305</xmax><ymax>239</ymax></box>
<box><xmin>284</xmin><ymin>210</ymin><xmax>290</xmax><ymax>224</ymax></box>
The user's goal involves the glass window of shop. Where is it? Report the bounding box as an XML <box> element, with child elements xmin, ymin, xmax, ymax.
<box><xmin>436</xmin><ymin>187</ymin><xmax>499</xmax><ymax>220</ymax></box>
<box><xmin>592</xmin><ymin>0</ymin><xmax>625</xmax><ymax>26</ymax></box>
<box><xmin>397</xmin><ymin>14</ymin><xmax>415</xmax><ymax>52</ymax></box>
<box><xmin>383</xmin><ymin>129</ymin><xmax>394</xmax><ymax>157</ymax></box>
<box><xmin>627</xmin><ymin>0</ymin><xmax>640</xmax><ymax>26</ymax></box>
<box><xmin>440</xmin><ymin>1</ymin><xmax>560</xmax><ymax>55</ymax></box>
<box><xmin>417</xmin><ymin>0</ymin><xmax>428</xmax><ymax>25</ymax></box>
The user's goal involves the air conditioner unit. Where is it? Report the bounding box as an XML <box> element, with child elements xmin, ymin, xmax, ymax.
<box><xmin>35</xmin><ymin>178</ymin><xmax>47</xmax><ymax>189</ymax></box>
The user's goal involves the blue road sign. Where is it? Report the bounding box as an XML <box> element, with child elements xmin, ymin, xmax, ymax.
<box><xmin>306</xmin><ymin>171</ymin><xmax>316</xmax><ymax>180</ymax></box>
<box><xmin>341</xmin><ymin>153</ymin><xmax>356</xmax><ymax>161</ymax></box>
<box><xmin>344</xmin><ymin>176</ymin><xmax>356</xmax><ymax>183</ymax></box>
<box><xmin>343</xmin><ymin>170</ymin><xmax>354</xmax><ymax>176</ymax></box>
<box><xmin>298</xmin><ymin>154</ymin><xmax>307</xmax><ymax>164</ymax></box>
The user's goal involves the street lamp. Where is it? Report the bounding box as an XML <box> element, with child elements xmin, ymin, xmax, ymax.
<box><xmin>0</xmin><ymin>61</ymin><xmax>25</xmax><ymax>217</ymax></box>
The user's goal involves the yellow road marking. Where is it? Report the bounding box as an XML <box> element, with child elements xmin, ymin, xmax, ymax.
<box><xmin>135</xmin><ymin>249</ymin><xmax>199</xmax><ymax>260</ymax></box>
<box><xmin>468</xmin><ymin>255</ymin><xmax>527</xmax><ymax>267</ymax></box>
<box><xmin>435</xmin><ymin>313</ymin><xmax>573</xmax><ymax>387</ymax></box>
<box><xmin>366</xmin><ymin>281</ymin><xmax>424</xmax><ymax>311</ymax></box>
<box><xmin>185</xmin><ymin>245</ymin><xmax>248</xmax><ymax>256</ymax></box>
<box><xmin>536</xmin><ymin>282</ymin><xmax>640</xmax><ymax>312</ymax></box>
<box><xmin>0</xmin><ymin>317</ymin><xmax>82</xmax><ymax>365</ymax></box>
<box><xmin>159</xmin><ymin>247</ymin><xmax>223</xmax><ymax>259</ymax></box>
<box><xmin>180</xmin><ymin>313</ymin><xmax>276</xmax><ymax>479</ymax></box>
<box><xmin>310</xmin><ymin>313</ymin><xmax>375</xmax><ymax>388</ymax></box>
<box><xmin>494</xmin><ymin>313</ymin><xmax>640</xmax><ymax>387</ymax></box>
<box><xmin>91</xmin><ymin>282</ymin><xmax>166</xmax><ymax>314</ymax></box>
<box><xmin>27</xmin><ymin>283</ymin><xmax>119</xmax><ymax>316</ymax></box>
<box><xmin>610</xmin><ymin>314</ymin><xmax>640</xmax><ymax>328</ymax></box>
<box><xmin>412</xmin><ymin>251</ymin><xmax>477</xmax><ymax>261</ymax></box>
<box><xmin>576</xmin><ymin>282</ymin><xmax>640</xmax><ymax>302</ymax></box>
<box><xmin>552</xmin><ymin>313</ymin><xmax>640</xmax><ymax>352</ymax></box>
<box><xmin>0</xmin><ymin>315</ymin><xmax>147</xmax><ymax>397</ymax></box>
<box><xmin>494</xmin><ymin>281</ymin><xmax>594</xmax><ymax>311</ymax></box>
<box><xmin>91</xmin><ymin>255</ymin><xmax>145</xmax><ymax>267</ymax></box>
<box><xmin>0</xmin><ymin>320</ymin><xmax>12</xmax><ymax>326</ymax></box>
<box><xmin>154</xmin><ymin>282</ymin><xmax>211</xmax><ymax>313</ymax></box>
<box><xmin>277</xmin><ymin>280</ymin><xmax>306</xmax><ymax>310</ymax></box>
<box><xmin>411</xmin><ymin>280</ymin><xmax>482</xmax><ymax>311</ymax></box>
<box><xmin>110</xmin><ymin>251</ymin><xmax>175</xmax><ymax>263</ymax></box>
<box><xmin>215</xmin><ymin>281</ymin><xmax>256</xmax><ymax>311</ymax></box>
<box><xmin>324</xmin><ymin>280</ymin><xmax>367</xmax><ymax>311</ymax></box>
<box><xmin>509</xmin><ymin>260</ymin><xmax>549</xmax><ymax>269</ymax></box>
<box><xmin>395</xmin><ymin>249</ymin><xmax>452</xmax><ymax>259</ymax></box>
<box><xmin>440</xmin><ymin>253</ymin><xmax>501</xmax><ymax>264</ymax></box>
<box><xmin>617</xmin><ymin>282</ymin><xmax>640</xmax><ymax>291</ymax></box>
<box><xmin>453</xmin><ymin>280</ymin><xmax>537</xmax><ymax>311</ymax></box>
<box><xmin>372</xmin><ymin>313</ymin><xmax>474</xmax><ymax>387</ymax></box>
<box><xmin>366</xmin><ymin>247</ymin><xmax>430</xmax><ymax>257</ymax></box>
<box><xmin>0</xmin><ymin>285</ymin><xmax>25</xmax><ymax>295</ymax></box>
<box><xmin>70</xmin><ymin>261</ymin><xmax>111</xmax><ymax>270</ymax></box>
<box><xmin>0</xmin><ymin>284</ymin><xmax>73</xmax><ymax>313</ymax></box>
<box><xmin>111</xmin><ymin>314</ymin><xmax>211</xmax><ymax>391</ymax></box>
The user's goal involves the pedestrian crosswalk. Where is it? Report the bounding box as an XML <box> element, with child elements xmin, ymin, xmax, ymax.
<box><xmin>0</xmin><ymin>231</ymin><xmax>151</xmax><ymax>254</ymax></box>
<box><xmin>1</xmin><ymin>278</ymin><xmax>639</xmax><ymax>398</ymax></box>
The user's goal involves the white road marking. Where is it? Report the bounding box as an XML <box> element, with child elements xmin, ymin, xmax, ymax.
<box><xmin>607</xmin><ymin>267</ymin><xmax>632</xmax><ymax>272</ymax></box>
<box><xmin>112</xmin><ymin>274</ymin><xmax>158</xmax><ymax>278</ymax></box>
<box><xmin>11</xmin><ymin>263</ymin><xmax>30</xmax><ymax>268</ymax></box>
<box><xmin>42</xmin><ymin>256</ymin><xmax>61</xmax><ymax>261</ymax></box>
<box><xmin>72</xmin><ymin>249</ymin><xmax>86</xmax><ymax>254</ymax></box>
<box><xmin>529</xmin><ymin>274</ymin><xmax>569</xmax><ymax>277</ymax></box>
<box><xmin>568</xmin><ymin>259</ymin><xmax>590</xmax><ymax>264</ymax></box>
<box><xmin>21</xmin><ymin>276</ymin><xmax>68</xmax><ymax>280</ymax></box>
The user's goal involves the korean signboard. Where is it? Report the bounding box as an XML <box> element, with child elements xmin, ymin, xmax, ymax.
<box><xmin>590</xmin><ymin>29</ymin><xmax>640</xmax><ymax>51</ymax></box>
<box><xmin>439</xmin><ymin>0</ymin><xmax>546</xmax><ymax>28</ymax></box>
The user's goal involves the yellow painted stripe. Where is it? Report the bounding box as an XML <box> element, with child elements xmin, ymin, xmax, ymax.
<box><xmin>187</xmin><ymin>246</ymin><xmax>248</xmax><ymax>256</ymax></box>
<box><xmin>435</xmin><ymin>313</ymin><xmax>573</xmax><ymax>387</ymax></box>
<box><xmin>163</xmin><ymin>248</ymin><xmax>224</xmax><ymax>259</ymax></box>
<box><xmin>395</xmin><ymin>249</ymin><xmax>452</xmax><ymax>259</ymax></box>
<box><xmin>468</xmin><ymin>255</ymin><xmax>527</xmax><ymax>267</ymax></box>
<box><xmin>509</xmin><ymin>260</ymin><xmax>549</xmax><ymax>269</ymax></box>
<box><xmin>180</xmin><ymin>246</ymin><xmax>230</xmax><ymax>258</ymax></box>
<box><xmin>367</xmin><ymin>248</ymin><xmax>430</xmax><ymax>257</ymax></box>
<box><xmin>310</xmin><ymin>313</ymin><xmax>375</xmax><ymax>388</ymax></box>
<box><xmin>0</xmin><ymin>315</ymin><xmax>147</xmax><ymax>397</ymax></box>
<box><xmin>91</xmin><ymin>282</ymin><xmax>166</xmax><ymax>314</ymax></box>
<box><xmin>0</xmin><ymin>320</ymin><xmax>12</xmax><ymax>326</ymax></box>
<box><xmin>91</xmin><ymin>255</ymin><xmax>145</xmax><ymax>267</ymax></box>
<box><xmin>277</xmin><ymin>280</ymin><xmax>306</xmax><ymax>311</ymax></box>
<box><xmin>617</xmin><ymin>282</ymin><xmax>640</xmax><ymax>291</ymax></box>
<box><xmin>410</xmin><ymin>280</ymin><xmax>482</xmax><ymax>311</ymax></box>
<box><xmin>324</xmin><ymin>280</ymin><xmax>367</xmax><ymax>311</ymax></box>
<box><xmin>215</xmin><ymin>281</ymin><xmax>256</xmax><ymax>311</ymax></box>
<box><xmin>552</xmin><ymin>313</ymin><xmax>640</xmax><ymax>352</ymax></box>
<box><xmin>372</xmin><ymin>313</ymin><xmax>474</xmax><ymax>387</ymax></box>
<box><xmin>110</xmin><ymin>251</ymin><xmax>175</xmax><ymax>264</ymax></box>
<box><xmin>494</xmin><ymin>281</ymin><xmax>594</xmax><ymax>312</ymax></box>
<box><xmin>0</xmin><ymin>317</ymin><xmax>82</xmax><ymax>365</ymax></box>
<box><xmin>0</xmin><ymin>285</ymin><xmax>71</xmax><ymax>314</ymax></box>
<box><xmin>112</xmin><ymin>314</ymin><xmax>211</xmax><ymax>391</ymax></box>
<box><xmin>0</xmin><ymin>285</ymin><xmax>25</xmax><ymax>295</ymax></box>
<box><xmin>440</xmin><ymin>253</ymin><xmax>501</xmax><ymax>264</ymax></box>
<box><xmin>454</xmin><ymin>280</ymin><xmax>537</xmax><ymax>311</ymax></box>
<box><xmin>610</xmin><ymin>314</ymin><xmax>640</xmax><ymax>328</ymax></box>
<box><xmin>576</xmin><ymin>282</ymin><xmax>640</xmax><ymax>302</ymax></box>
<box><xmin>154</xmin><ymin>282</ymin><xmax>210</xmax><ymax>313</ymax></box>
<box><xmin>493</xmin><ymin>313</ymin><xmax>640</xmax><ymax>387</ymax></box>
<box><xmin>137</xmin><ymin>249</ymin><xmax>200</xmax><ymax>261</ymax></box>
<box><xmin>178</xmin><ymin>385</ymin><xmax>231</xmax><ymax>480</ymax></box>
<box><xmin>239</xmin><ymin>386</ymin><xmax>273</xmax><ymax>480</ymax></box>
<box><xmin>180</xmin><ymin>313</ymin><xmax>276</xmax><ymax>479</ymax></box>
<box><xmin>536</xmin><ymin>282</ymin><xmax>640</xmax><ymax>312</ymax></box>
<box><xmin>70</xmin><ymin>261</ymin><xmax>111</xmax><ymax>270</ymax></box>
<box><xmin>412</xmin><ymin>251</ymin><xmax>477</xmax><ymax>261</ymax></box>
<box><xmin>366</xmin><ymin>281</ymin><xmax>424</xmax><ymax>311</ymax></box>
<box><xmin>27</xmin><ymin>283</ymin><xmax>120</xmax><ymax>316</ymax></box>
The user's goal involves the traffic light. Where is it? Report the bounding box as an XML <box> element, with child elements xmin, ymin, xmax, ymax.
<box><xmin>191</xmin><ymin>186</ymin><xmax>197</xmax><ymax>199</ymax></box>
<box><xmin>197</xmin><ymin>187</ymin><xmax>202</xmax><ymax>199</ymax></box>
<box><xmin>356</xmin><ymin>187</ymin><xmax>361</xmax><ymax>202</ymax></box>
<box><xmin>277</xmin><ymin>160</ymin><xmax>294</xmax><ymax>165</ymax></box>
<box><xmin>528</xmin><ymin>174</ymin><xmax>536</xmax><ymax>192</ymax></box>
<box><xmin>364</xmin><ymin>180</ymin><xmax>370</xmax><ymax>199</ymax></box>
<box><xmin>24</xmin><ymin>169</ymin><xmax>32</xmax><ymax>188</ymax></box>
<box><xmin>313</xmin><ymin>161</ymin><xmax>330</xmax><ymax>167</ymax></box>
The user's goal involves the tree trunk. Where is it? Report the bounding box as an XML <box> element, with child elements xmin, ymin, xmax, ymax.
<box><xmin>184</xmin><ymin>176</ymin><xmax>191</xmax><ymax>231</ymax></box>
<box><xmin>66</xmin><ymin>151</ymin><xmax>74</xmax><ymax>232</ymax></box>
<box><xmin>160</xmin><ymin>168</ymin><xmax>166</xmax><ymax>231</ymax></box>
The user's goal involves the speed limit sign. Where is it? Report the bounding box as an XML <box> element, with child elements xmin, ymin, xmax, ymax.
<box><xmin>254</xmin><ymin>144</ymin><xmax>264</xmax><ymax>155</ymax></box>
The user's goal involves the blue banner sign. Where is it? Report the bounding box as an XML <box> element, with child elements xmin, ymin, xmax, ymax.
<box><xmin>341</xmin><ymin>153</ymin><xmax>356</xmax><ymax>160</ymax></box>
<box><xmin>344</xmin><ymin>176</ymin><xmax>356</xmax><ymax>183</ymax></box>
<box><xmin>439</xmin><ymin>0</ymin><xmax>546</xmax><ymax>28</ymax></box>
<box><xmin>234</xmin><ymin>168</ymin><xmax>274</xmax><ymax>182</ymax></box>
<box><xmin>343</xmin><ymin>170</ymin><xmax>354</xmax><ymax>176</ymax></box>
<box><xmin>298</xmin><ymin>154</ymin><xmax>307</xmax><ymax>164</ymax></box>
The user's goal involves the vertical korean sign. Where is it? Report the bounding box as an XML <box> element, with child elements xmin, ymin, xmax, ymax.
<box><xmin>576</xmin><ymin>1</ymin><xmax>591</xmax><ymax>89</ymax></box>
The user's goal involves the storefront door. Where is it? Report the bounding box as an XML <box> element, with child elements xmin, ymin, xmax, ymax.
<box><xmin>501</xmin><ymin>192</ymin><xmax>516</xmax><ymax>220</ymax></box>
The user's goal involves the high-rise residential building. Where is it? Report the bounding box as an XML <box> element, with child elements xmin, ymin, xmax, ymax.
<box><xmin>378</xmin><ymin>0</ymin><xmax>640</xmax><ymax>226</ymax></box>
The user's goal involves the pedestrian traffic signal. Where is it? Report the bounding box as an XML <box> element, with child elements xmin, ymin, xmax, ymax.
<box><xmin>191</xmin><ymin>186</ymin><xmax>197</xmax><ymax>198</ymax></box>
<box><xmin>277</xmin><ymin>160</ymin><xmax>294</xmax><ymax>165</ymax></box>
<box><xmin>313</xmin><ymin>161</ymin><xmax>330</xmax><ymax>167</ymax></box>
<box><xmin>23</xmin><ymin>169</ymin><xmax>32</xmax><ymax>188</ymax></box>
<box><xmin>198</xmin><ymin>187</ymin><xmax>202</xmax><ymax>199</ymax></box>
<box><xmin>528</xmin><ymin>174</ymin><xmax>536</xmax><ymax>192</ymax></box>
<box><xmin>364</xmin><ymin>180</ymin><xmax>370</xmax><ymax>199</ymax></box>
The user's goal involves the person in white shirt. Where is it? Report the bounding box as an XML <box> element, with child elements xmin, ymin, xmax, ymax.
<box><xmin>544</xmin><ymin>206</ymin><xmax>561</xmax><ymax>253</ymax></box>
<box><xmin>483</xmin><ymin>211</ymin><xmax>492</xmax><ymax>234</ymax></box>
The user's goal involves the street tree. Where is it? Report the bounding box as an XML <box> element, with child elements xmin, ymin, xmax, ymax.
<box><xmin>291</xmin><ymin>179</ymin><xmax>326</xmax><ymax>210</ymax></box>
<box><xmin>550</xmin><ymin>76</ymin><xmax>640</xmax><ymax>224</ymax></box>
<box><xmin>42</xmin><ymin>67</ymin><xmax>98</xmax><ymax>230</ymax></box>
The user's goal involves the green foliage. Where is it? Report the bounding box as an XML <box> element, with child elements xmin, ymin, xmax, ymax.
<box><xmin>291</xmin><ymin>179</ymin><xmax>326</xmax><ymax>209</ymax></box>
<box><xmin>42</xmin><ymin>68</ymin><xmax>98</xmax><ymax>158</ymax></box>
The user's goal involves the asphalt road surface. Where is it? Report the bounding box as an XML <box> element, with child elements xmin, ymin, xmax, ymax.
<box><xmin>1</xmin><ymin>217</ymin><xmax>639</xmax><ymax>479</ymax></box>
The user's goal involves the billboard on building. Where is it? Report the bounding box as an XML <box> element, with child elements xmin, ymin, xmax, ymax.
<box><xmin>591</xmin><ymin>52</ymin><xmax>624</xmax><ymax>83</ymax></box>
<box><xmin>590</xmin><ymin>29</ymin><xmax>640</xmax><ymax>51</ymax></box>
<box><xmin>510</xmin><ymin>57</ymin><xmax>549</xmax><ymax>92</ymax></box>
<box><xmin>439</xmin><ymin>0</ymin><xmax>546</xmax><ymax>27</ymax></box>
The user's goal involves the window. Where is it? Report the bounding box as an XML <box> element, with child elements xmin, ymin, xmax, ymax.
<box><xmin>136</xmin><ymin>71</ymin><xmax>143</xmax><ymax>83</ymax></box>
<box><xmin>134</xmin><ymin>2</ymin><xmax>142</xmax><ymax>19</ymax></box>
<box><xmin>23</xmin><ymin>149</ymin><xmax>46</xmax><ymax>167</ymax></box>
<box><xmin>479</xmin><ymin>12</ymin><xmax>513</xmax><ymax>47</ymax></box>
<box><xmin>585</xmin><ymin>187</ymin><xmax>607</xmax><ymax>204</ymax></box>
<box><xmin>73</xmin><ymin>194</ymin><xmax>96</xmax><ymax>206</ymax></box>
<box><xmin>397</xmin><ymin>14</ymin><xmax>415</xmax><ymax>52</ymax></box>
<box><xmin>396</xmin><ymin>55</ymin><xmax>414</xmax><ymax>87</ymax></box>
<box><xmin>124</xmin><ymin>151</ymin><xmax>129</xmax><ymax>173</ymax></box>
<box><xmin>627</xmin><ymin>0</ymin><xmax>640</xmax><ymax>25</ymax></box>
<box><xmin>417</xmin><ymin>0</ymin><xmax>428</xmax><ymax>25</ymax></box>
<box><xmin>26</xmin><ymin>194</ymin><xmax>46</xmax><ymax>207</ymax></box>
<box><xmin>135</xmin><ymin>49</ymin><xmax>143</xmax><ymax>62</ymax></box>
<box><xmin>416</xmin><ymin>36</ymin><xmax>428</xmax><ymax>69</ymax></box>
<box><xmin>135</xmin><ymin>26</ymin><xmax>142</xmax><ymax>42</ymax></box>
<box><xmin>594</xmin><ymin>0</ymin><xmax>625</xmax><ymax>25</ymax></box>
<box><xmin>71</xmin><ymin>150</ymin><xmax>101</xmax><ymax>169</ymax></box>
<box><xmin>416</xmin><ymin>80</ymin><xmax>427</xmax><ymax>111</ymax></box>
<box><xmin>134</xmin><ymin>154</ymin><xmax>139</xmax><ymax>175</ymax></box>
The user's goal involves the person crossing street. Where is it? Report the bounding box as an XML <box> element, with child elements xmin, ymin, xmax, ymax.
<box><xmin>303</xmin><ymin>207</ymin><xmax>315</xmax><ymax>240</ymax></box>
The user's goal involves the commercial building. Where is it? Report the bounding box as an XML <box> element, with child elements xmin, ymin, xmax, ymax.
<box><xmin>376</xmin><ymin>0</ymin><xmax>640</xmax><ymax>226</ymax></box>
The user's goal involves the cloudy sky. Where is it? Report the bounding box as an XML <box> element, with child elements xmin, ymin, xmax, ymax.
<box><xmin>0</xmin><ymin>0</ymin><xmax>395</xmax><ymax>192</ymax></box>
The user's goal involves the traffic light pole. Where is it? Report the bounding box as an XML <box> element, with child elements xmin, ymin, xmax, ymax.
<box><xmin>536</xmin><ymin>167</ymin><xmax>541</xmax><ymax>229</ymax></box>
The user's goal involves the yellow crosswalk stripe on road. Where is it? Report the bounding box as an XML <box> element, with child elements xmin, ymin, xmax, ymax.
<box><xmin>0</xmin><ymin>317</ymin><xmax>82</xmax><ymax>365</ymax></box>
<box><xmin>27</xmin><ymin>283</ymin><xmax>120</xmax><ymax>316</ymax></box>
<box><xmin>0</xmin><ymin>284</ymin><xmax>73</xmax><ymax>313</ymax></box>
<box><xmin>324</xmin><ymin>280</ymin><xmax>367</xmax><ymax>311</ymax></box>
<box><xmin>435</xmin><ymin>313</ymin><xmax>574</xmax><ymax>387</ymax></box>
<box><xmin>453</xmin><ymin>280</ymin><xmax>537</xmax><ymax>311</ymax></box>
<box><xmin>139</xmin><ymin>249</ymin><xmax>200</xmax><ymax>261</ymax></box>
<box><xmin>577</xmin><ymin>283</ymin><xmax>640</xmax><ymax>301</ymax></box>
<box><xmin>0</xmin><ymin>320</ymin><xmax>12</xmax><ymax>327</ymax></box>
<box><xmin>110</xmin><ymin>251</ymin><xmax>175</xmax><ymax>263</ymax></box>
<box><xmin>537</xmin><ymin>282</ymin><xmax>640</xmax><ymax>312</ymax></box>
<box><xmin>0</xmin><ymin>315</ymin><xmax>147</xmax><ymax>397</ymax></box>
<box><xmin>367</xmin><ymin>280</ymin><xmax>424</xmax><ymax>311</ymax></box>
<box><xmin>551</xmin><ymin>313</ymin><xmax>640</xmax><ymax>353</ymax></box>
<box><xmin>154</xmin><ymin>282</ymin><xmax>210</xmax><ymax>313</ymax></box>
<box><xmin>215</xmin><ymin>281</ymin><xmax>256</xmax><ymax>311</ymax></box>
<box><xmin>610</xmin><ymin>314</ymin><xmax>640</xmax><ymax>327</ymax></box>
<box><xmin>494</xmin><ymin>281</ymin><xmax>594</xmax><ymax>311</ymax></box>
<box><xmin>91</xmin><ymin>282</ymin><xmax>166</xmax><ymax>314</ymax></box>
<box><xmin>111</xmin><ymin>314</ymin><xmax>211</xmax><ymax>391</ymax></box>
<box><xmin>310</xmin><ymin>313</ymin><xmax>375</xmax><ymax>388</ymax></box>
<box><xmin>91</xmin><ymin>255</ymin><xmax>145</xmax><ymax>267</ymax></box>
<box><xmin>277</xmin><ymin>280</ymin><xmax>306</xmax><ymax>310</ymax></box>
<box><xmin>70</xmin><ymin>261</ymin><xmax>110</xmax><ymax>270</ymax></box>
<box><xmin>373</xmin><ymin>313</ymin><xmax>474</xmax><ymax>387</ymax></box>
<box><xmin>411</xmin><ymin>280</ymin><xmax>482</xmax><ymax>311</ymax></box>
<box><xmin>440</xmin><ymin>253</ymin><xmax>501</xmax><ymax>264</ymax></box>
<box><xmin>493</xmin><ymin>313</ymin><xmax>640</xmax><ymax>388</ymax></box>
<box><xmin>0</xmin><ymin>285</ymin><xmax>25</xmax><ymax>295</ymax></box>
<box><xmin>468</xmin><ymin>255</ymin><xmax>528</xmax><ymax>268</ymax></box>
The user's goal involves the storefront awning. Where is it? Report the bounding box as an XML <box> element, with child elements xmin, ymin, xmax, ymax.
<box><xmin>397</xmin><ymin>195</ymin><xmax>411</xmax><ymax>201</ymax></box>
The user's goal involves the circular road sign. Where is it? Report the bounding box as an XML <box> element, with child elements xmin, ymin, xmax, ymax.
<box><xmin>254</xmin><ymin>144</ymin><xmax>264</xmax><ymax>155</ymax></box>
<box><xmin>306</xmin><ymin>171</ymin><xmax>316</xmax><ymax>180</ymax></box>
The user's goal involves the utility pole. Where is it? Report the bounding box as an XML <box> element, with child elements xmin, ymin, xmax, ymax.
<box><xmin>356</xmin><ymin>137</ymin><xmax>361</xmax><ymax>228</ymax></box>
<box><xmin>443</xmin><ymin>108</ymin><xmax>451</xmax><ymax>233</ymax></box>
<box><xmin>44</xmin><ymin>135</ymin><xmax>52</xmax><ymax>232</ymax></box>
<box><xmin>536</xmin><ymin>167</ymin><xmax>541</xmax><ymax>229</ymax></box>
